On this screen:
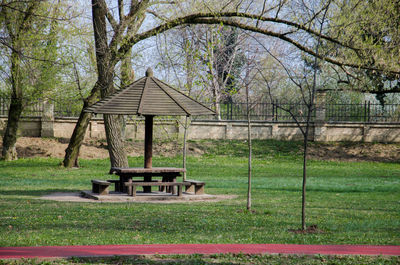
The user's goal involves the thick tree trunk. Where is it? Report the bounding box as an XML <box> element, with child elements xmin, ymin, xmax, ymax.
<box><xmin>119</xmin><ymin>47</ymin><xmax>134</xmax><ymax>140</ymax></box>
<box><xmin>104</xmin><ymin>114</ymin><xmax>129</xmax><ymax>167</ymax></box>
<box><xmin>2</xmin><ymin>97</ymin><xmax>23</xmax><ymax>161</ymax></box>
<box><xmin>121</xmin><ymin>47</ymin><xmax>135</xmax><ymax>87</ymax></box>
<box><xmin>94</xmin><ymin>0</ymin><xmax>128</xmax><ymax>168</ymax></box>
<box><xmin>2</xmin><ymin>48</ymin><xmax>23</xmax><ymax>161</ymax></box>
<box><xmin>63</xmin><ymin>79</ymin><xmax>102</xmax><ymax>167</ymax></box>
<box><xmin>64</xmin><ymin>0</ymin><xmax>130</xmax><ymax>168</ymax></box>
<box><xmin>100</xmin><ymin>62</ymin><xmax>129</xmax><ymax>168</ymax></box>
<box><xmin>63</xmin><ymin>105</ymin><xmax>93</xmax><ymax>167</ymax></box>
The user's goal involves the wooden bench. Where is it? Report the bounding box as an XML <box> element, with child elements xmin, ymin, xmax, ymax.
<box><xmin>91</xmin><ymin>180</ymin><xmax>111</xmax><ymax>195</ymax></box>
<box><xmin>110</xmin><ymin>167</ymin><xmax>185</xmax><ymax>193</ymax></box>
<box><xmin>184</xmin><ymin>180</ymin><xmax>205</xmax><ymax>195</ymax></box>
<box><xmin>107</xmin><ymin>179</ymin><xmax>161</xmax><ymax>192</ymax></box>
<box><xmin>125</xmin><ymin>182</ymin><xmax>185</xmax><ymax>197</ymax></box>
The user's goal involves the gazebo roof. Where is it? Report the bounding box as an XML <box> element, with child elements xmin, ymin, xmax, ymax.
<box><xmin>85</xmin><ymin>68</ymin><xmax>215</xmax><ymax>116</ymax></box>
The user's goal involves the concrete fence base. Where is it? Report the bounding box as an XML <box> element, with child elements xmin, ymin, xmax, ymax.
<box><xmin>1</xmin><ymin>117</ymin><xmax>399</xmax><ymax>143</ymax></box>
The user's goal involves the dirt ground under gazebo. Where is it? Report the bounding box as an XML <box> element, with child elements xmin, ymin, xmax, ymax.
<box><xmin>40</xmin><ymin>191</ymin><xmax>237</xmax><ymax>203</ymax></box>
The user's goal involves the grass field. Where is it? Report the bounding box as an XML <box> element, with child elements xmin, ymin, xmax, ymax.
<box><xmin>0</xmin><ymin>139</ymin><xmax>399</xmax><ymax>263</ymax></box>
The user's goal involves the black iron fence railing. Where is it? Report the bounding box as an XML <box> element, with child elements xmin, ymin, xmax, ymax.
<box><xmin>0</xmin><ymin>98</ymin><xmax>83</xmax><ymax>118</ymax></box>
<box><xmin>0</xmin><ymin>98</ymin><xmax>399</xmax><ymax>123</ymax></box>
<box><xmin>195</xmin><ymin>101</ymin><xmax>399</xmax><ymax>122</ymax></box>
<box><xmin>0</xmin><ymin>98</ymin><xmax>45</xmax><ymax>117</ymax></box>
<box><xmin>325</xmin><ymin>101</ymin><xmax>400</xmax><ymax>122</ymax></box>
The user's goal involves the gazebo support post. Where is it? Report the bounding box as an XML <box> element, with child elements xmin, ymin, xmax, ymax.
<box><xmin>144</xmin><ymin>115</ymin><xmax>153</xmax><ymax>192</ymax></box>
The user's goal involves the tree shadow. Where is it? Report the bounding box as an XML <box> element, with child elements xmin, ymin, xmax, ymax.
<box><xmin>69</xmin><ymin>255</ymin><xmax>237</xmax><ymax>264</ymax></box>
<box><xmin>0</xmin><ymin>189</ymin><xmax>79</xmax><ymax>197</ymax></box>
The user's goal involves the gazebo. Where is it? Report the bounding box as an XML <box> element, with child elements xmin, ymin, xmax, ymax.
<box><xmin>85</xmin><ymin>68</ymin><xmax>215</xmax><ymax>194</ymax></box>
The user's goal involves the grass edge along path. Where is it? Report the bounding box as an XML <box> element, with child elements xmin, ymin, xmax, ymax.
<box><xmin>1</xmin><ymin>243</ymin><xmax>400</xmax><ymax>259</ymax></box>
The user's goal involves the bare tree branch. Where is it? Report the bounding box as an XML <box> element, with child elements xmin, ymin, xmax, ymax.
<box><xmin>99</xmin><ymin>0</ymin><xmax>118</xmax><ymax>31</ymax></box>
<box><xmin>115</xmin><ymin>11</ymin><xmax>399</xmax><ymax>76</ymax></box>
<box><xmin>146</xmin><ymin>9</ymin><xmax>167</xmax><ymax>21</ymax></box>
<box><xmin>118</xmin><ymin>0</ymin><xmax>123</xmax><ymax>21</ymax></box>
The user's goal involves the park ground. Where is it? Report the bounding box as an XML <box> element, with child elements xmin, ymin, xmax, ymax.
<box><xmin>3</xmin><ymin>137</ymin><xmax>400</xmax><ymax>162</ymax></box>
<box><xmin>0</xmin><ymin>138</ymin><xmax>399</xmax><ymax>264</ymax></box>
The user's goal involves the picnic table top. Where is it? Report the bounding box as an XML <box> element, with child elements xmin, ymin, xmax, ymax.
<box><xmin>110</xmin><ymin>167</ymin><xmax>186</xmax><ymax>174</ymax></box>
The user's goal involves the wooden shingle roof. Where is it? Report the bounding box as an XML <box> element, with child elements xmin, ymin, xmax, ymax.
<box><xmin>85</xmin><ymin>68</ymin><xmax>215</xmax><ymax>116</ymax></box>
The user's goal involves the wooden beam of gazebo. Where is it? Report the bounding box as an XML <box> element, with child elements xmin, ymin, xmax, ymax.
<box><xmin>85</xmin><ymin>68</ymin><xmax>215</xmax><ymax>171</ymax></box>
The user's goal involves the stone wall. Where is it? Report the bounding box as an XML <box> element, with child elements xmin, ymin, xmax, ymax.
<box><xmin>1</xmin><ymin>117</ymin><xmax>399</xmax><ymax>143</ymax></box>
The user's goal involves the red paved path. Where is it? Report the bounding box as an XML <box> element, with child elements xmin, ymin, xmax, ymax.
<box><xmin>1</xmin><ymin>244</ymin><xmax>399</xmax><ymax>259</ymax></box>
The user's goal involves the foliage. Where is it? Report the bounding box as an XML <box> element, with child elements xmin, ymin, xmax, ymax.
<box><xmin>327</xmin><ymin>0</ymin><xmax>400</xmax><ymax>102</ymax></box>
<box><xmin>0</xmin><ymin>0</ymin><xmax>79</xmax><ymax>103</ymax></box>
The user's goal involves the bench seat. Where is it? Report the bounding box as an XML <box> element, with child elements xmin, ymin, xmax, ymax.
<box><xmin>184</xmin><ymin>180</ymin><xmax>205</xmax><ymax>195</ymax></box>
<box><xmin>125</xmin><ymin>181</ymin><xmax>185</xmax><ymax>197</ymax></box>
<box><xmin>107</xmin><ymin>179</ymin><xmax>161</xmax><ymax>192</ymax></box>
<box><xmin>91</xmin><ymin>180</ymin><xmax>111</xmax><ymax>195</ymax></box>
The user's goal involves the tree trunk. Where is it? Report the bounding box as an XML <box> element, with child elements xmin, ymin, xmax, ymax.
<box><xmin>63</xmin><ymin>80</ymin><xmax>102</xmax><ymax>167</ymax></box>
<box><xmin>64</xmin><ymin>0</ymin><xmax>130</xmax><ymax>168</ymax></box>
<box><xmin>119</xmin><ymin>46</ymin><xmax>134</xmax><ymax>140</ymax></box>
<box><xmin>301</xmin><ymin>131</ymin><xmax>308</xmax><ymax>230</ymax></box>
<box><xmin>94</xmin><ymin>0</ymin><xmax>128</xmax><ymax>168</ymax></box>
<box><xmin>213</xmin><ymin>86</ymin><xmax>221</xmax><ymax>120</ymax></box>
<box><xmin>121</xmin><ymin>47</ymin><xmax>135</xmax><ymax>87</ymax></box>
<box><xmin>182</xmin><ymin>116</ymin><xmax>190</xmax><ymax>181</ymax></box>
<box><xmin>2</xmin><ymin>97</ymin><xmax>23</xmax><ymax>161</ymax></box>
<box><xmin>2</xmin><ymin>48</ymin><xmax>23</xmax><ymax>161</ymax></box>
<box><xmin>104</xmin><ymin>114</ymin><xmax>129</xmax><ymax>167</ymax></box>
<box><xmin>100</xmin><ymin>64</ymin><xmax>129</xmax><ymax>168</ymax></box>
<box><xmin>63</xmin><ymin>106</ymin><xmax>92</xmax><ymax>167</ymax></box>
<box><xmin>246</xmin><ymin>85</ymin><xmax>252</xmax><ymax>211</ymax></box>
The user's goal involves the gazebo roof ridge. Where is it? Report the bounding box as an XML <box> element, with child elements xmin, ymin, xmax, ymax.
<box><xmin>84</xmin><ymin>67</ymin><xmax>215</xmax><ymax>116</ymax></box>
<box><xmin>85</xmin><ymin>76</ymin><xmax>147</xmax><ymax>113</ymax></box>
<box><xmin>137</xmin><ymin>76</ymin><xmax>150</xmax><ymax>115</ymax></box>
<box><xmin>152</xmin><ymin>77</ymin><xmax>214</xmax><ymax>115</ymax></box>
<box><xmin>151</xmin><ymin>77</ymin><xmax>191</xmax><ymax>116</ymax></box>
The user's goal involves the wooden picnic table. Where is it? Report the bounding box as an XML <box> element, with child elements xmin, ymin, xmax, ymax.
<box><xmin>109</xmin><ymin>167</ymin><xmax>186</xmax><ymax>193</ymax></box>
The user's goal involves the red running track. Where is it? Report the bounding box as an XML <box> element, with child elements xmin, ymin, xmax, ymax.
<box><xmin>1</xmin><ymin>244</ymin><xmax>399</xmax><ymax>259</ymax></box>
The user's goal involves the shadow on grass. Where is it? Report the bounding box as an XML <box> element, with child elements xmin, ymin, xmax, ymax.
<box><xmin>69</xmin><ymin>255</ymin><xmax>236</xmax><ymax>265</ymax></box>
<box><xmin>193</xmin><ymin>139</ymin><xmax>302</xmax><ymax>158</ymax></box>
<box><xmin>0</xmin><ymin>189</ymin><xmax>80</xmax><ymax>196</ymax></box>
<box><xmin>252</xmin><ymin>186</ymin><xmax>398</xmax><ymax>193</ymax></box>
<box><xmin>0</xmin><ymin>160</ymin><xmax>61</xmax><ymax>168</ymax></box>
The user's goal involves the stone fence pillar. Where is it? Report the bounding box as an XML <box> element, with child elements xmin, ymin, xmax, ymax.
<box><xmin>41</xmin><ymin>100</ymin><xmax>54</xmax><ymax>137</ymax></box>
<box><xmin>314</xmin><ymin>90</ymin><xmax>327</xmax><ymax>141</ymax></box>
<box><xmin>315</xmin><ymin>90</ymin><xmax>327</xmax><ymax>122</ymax></box>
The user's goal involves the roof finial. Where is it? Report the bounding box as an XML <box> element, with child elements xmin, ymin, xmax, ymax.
<box><xmin>146</xmin><ymin>67</ymin><xmax>153</xmax><ymax>77</ymax></box>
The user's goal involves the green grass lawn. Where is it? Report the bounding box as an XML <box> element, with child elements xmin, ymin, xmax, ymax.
<box><xmin>0</xmin><ymin>140</ymin><xmax>399</xmax><ymax>250</ymax></box>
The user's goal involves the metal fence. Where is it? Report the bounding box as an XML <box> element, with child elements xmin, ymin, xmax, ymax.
<box><xmin>195</xmin><ymin>101</ymin><xmax>400</xmax><ymax>123</ymax></box>
<box><xmin>53</xmin><ymin>100</ymin><xmax>83</xmax><ymax>118</ymax></box>
<box><xmin>0</xmin><ymin>98</ymin><xmax>45</xmax><ymax>117</ymax></box>
<box><xmin>0</xmin><ymin>98</ymin><xmax>83</xmax><ymax>118</ymax></box>
<box><xmin>326</xmin><ymin>101</ymin><xmax>400</xmax><ymax>122</ymax></box>
<box><xmin>206</xmin><ymin>101</ymin><xmax>315</xmax><ymax>122</ymax></box>
<box><xmin>0</xmin><ymin>97</ymin><xmax>399</xmax><ymax>123</ymax></box>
